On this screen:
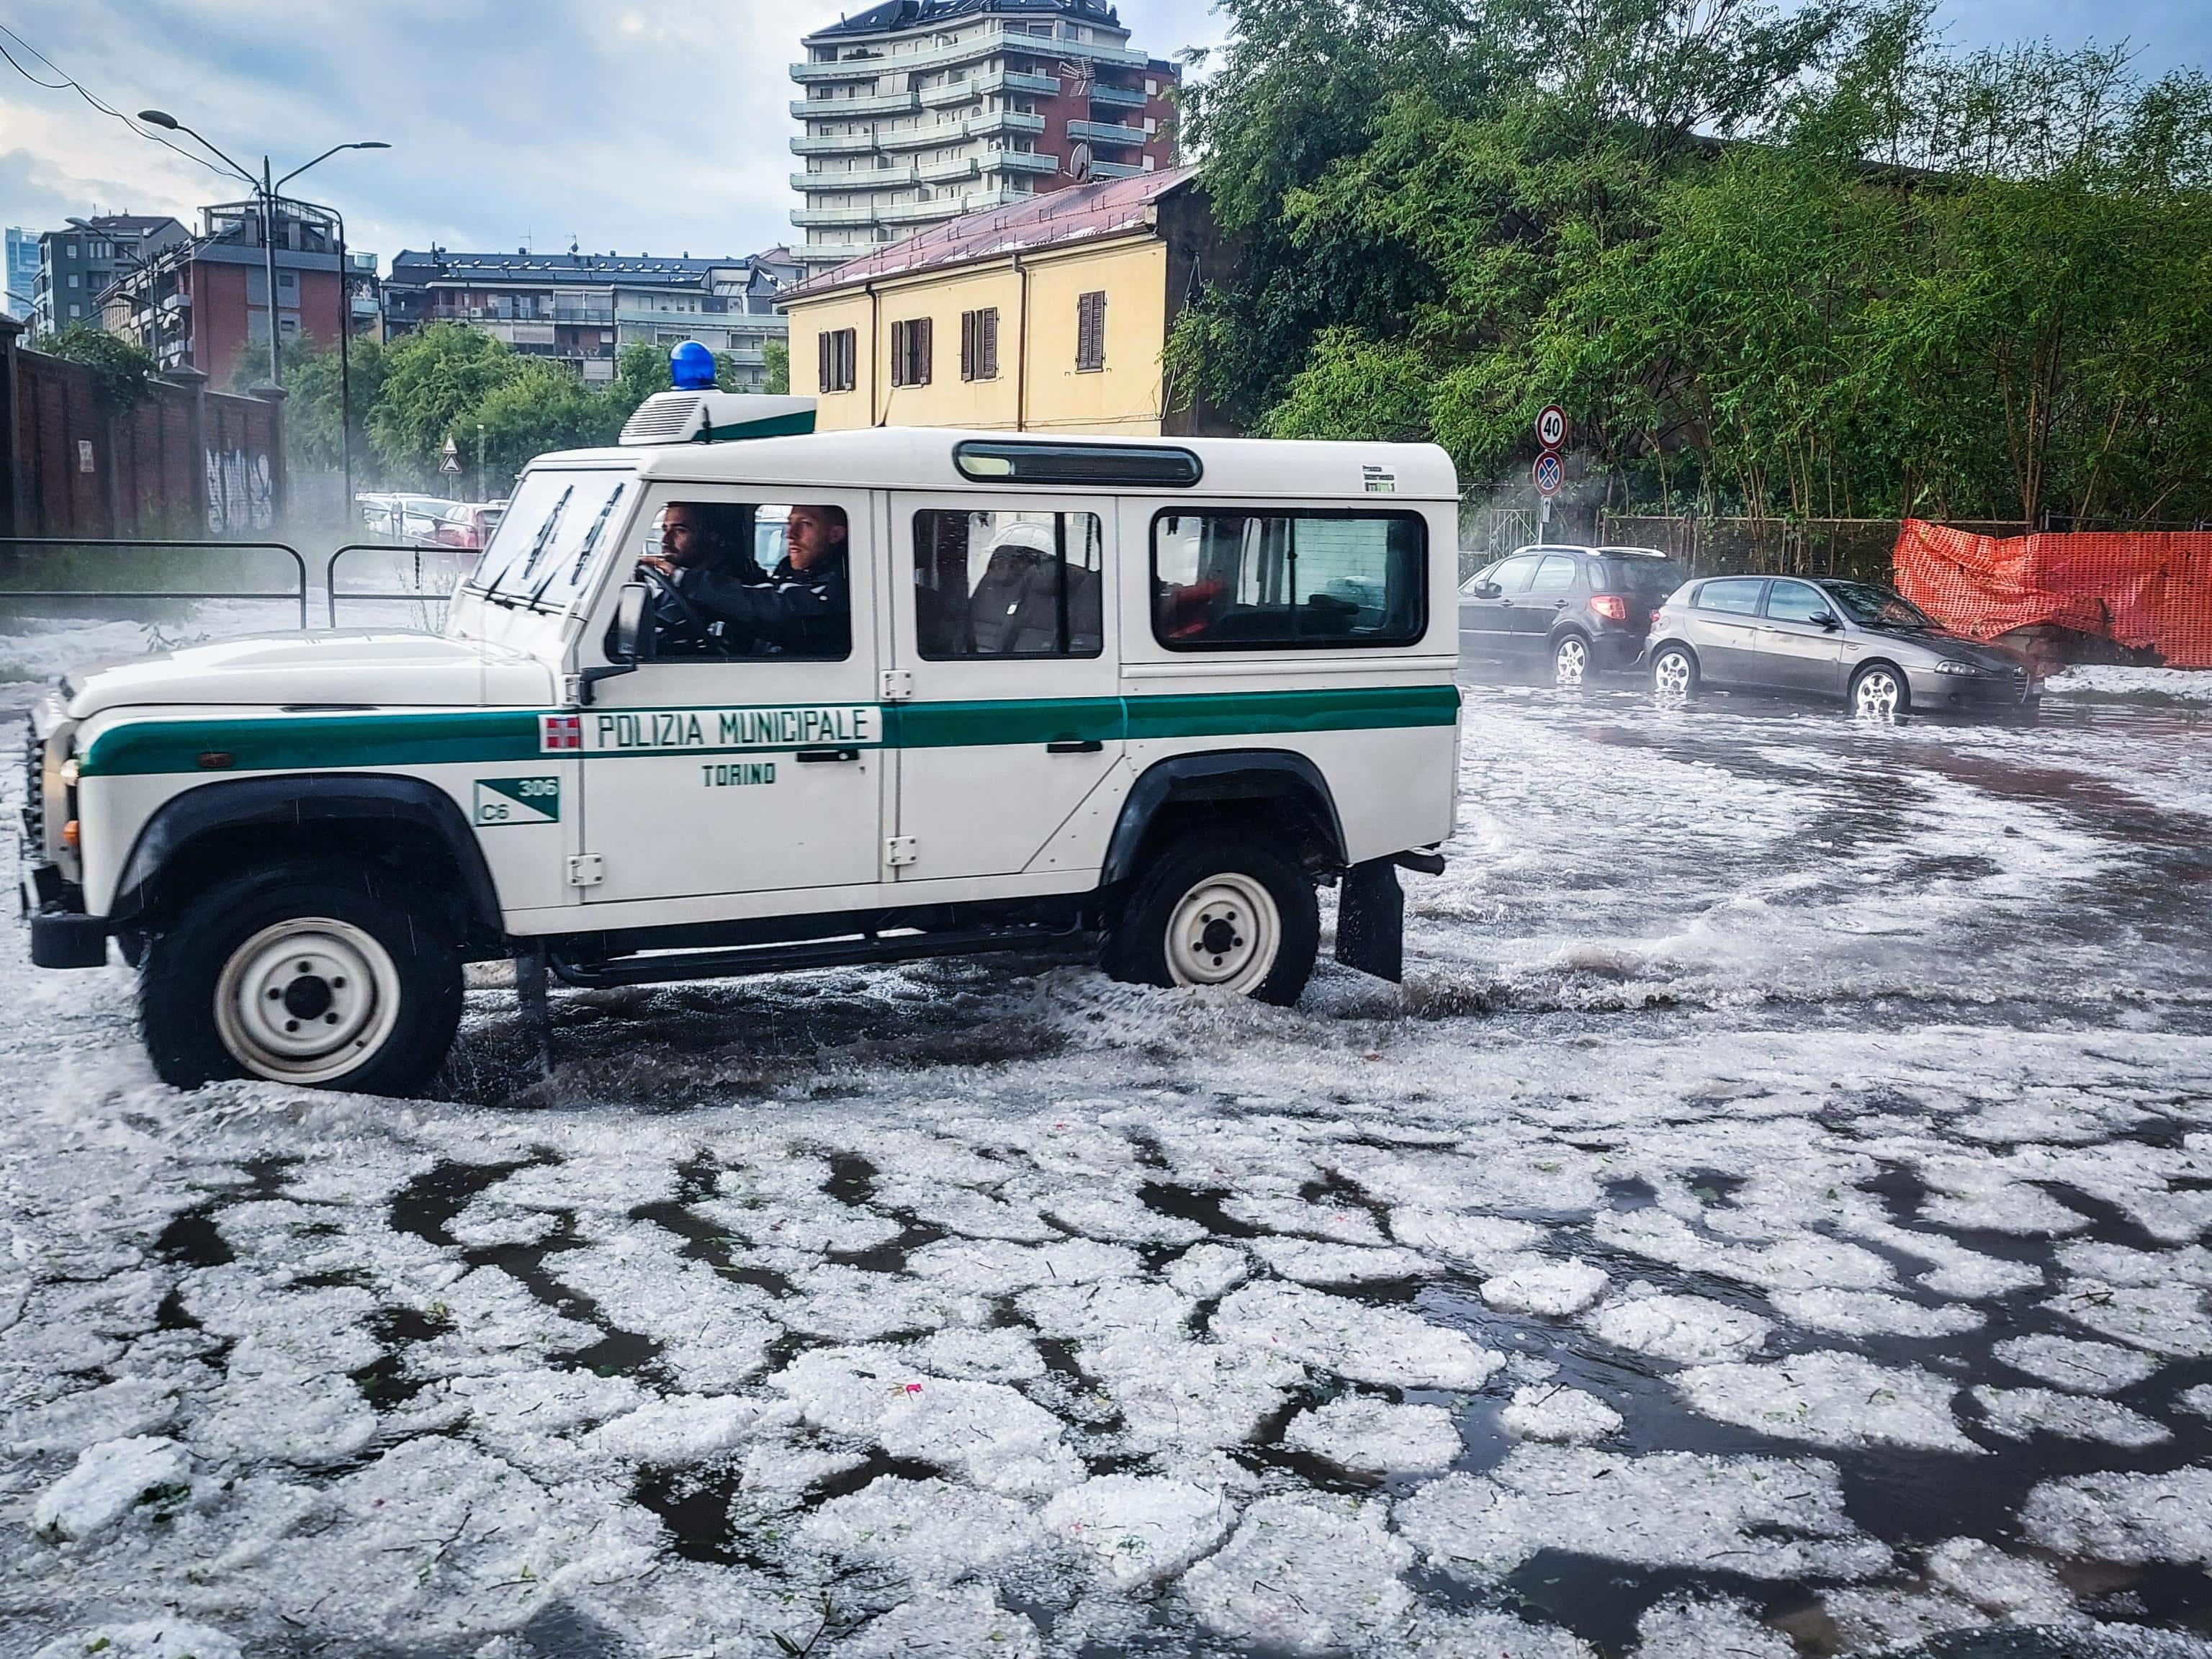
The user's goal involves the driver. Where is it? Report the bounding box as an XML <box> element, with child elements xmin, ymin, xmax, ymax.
<box><xmin>639</xmin><ymin>503</ymin><xmax>849</xmax><ymax>659</ymax></box>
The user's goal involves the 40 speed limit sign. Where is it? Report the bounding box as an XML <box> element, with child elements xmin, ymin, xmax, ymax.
<box><xmin>1536</xmin><ymin>404</ymin><xmax>1568</xmax><ymax>449</ymax></box>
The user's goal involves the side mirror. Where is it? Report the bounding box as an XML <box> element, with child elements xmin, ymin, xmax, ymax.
<box><xmin>1471</xmin><ymin>582</ymin><xmax>1502</xmax><ymax>599</ymax></box>
<box><xmin>580</xmin><ymin>582</ymin><xmax>652</xmax><ymax>706</ymax></box>
<box><xmin>1814</xmin><ymin>612</ymin><xmax>1841</xmax><ymax>631</ymax></box>
<box><xmin>611</xmin><ymin>580</ymin><xmax>652</xmax><ymax>664</ymax></box>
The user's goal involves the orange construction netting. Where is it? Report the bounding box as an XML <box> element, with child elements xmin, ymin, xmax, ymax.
<box><xmin>1894</xmin><ymin>519</ymin><xmax>2212</xmax><ymax>669</ymax></box>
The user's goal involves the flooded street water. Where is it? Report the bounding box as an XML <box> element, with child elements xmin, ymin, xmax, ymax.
<box><xmin>2</xmin><ymin>637</ymin><xmax>2210</xmax><ymax>1657</ymax></box>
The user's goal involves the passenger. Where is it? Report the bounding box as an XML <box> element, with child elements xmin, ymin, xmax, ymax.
<box><xmin>640</xmin><ymin>503</ymin><xmax>850</xmax><ymax>658</ymax></box>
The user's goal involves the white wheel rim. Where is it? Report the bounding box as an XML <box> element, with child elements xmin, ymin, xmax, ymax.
<box><xmin>1856</xmin><ymin>671</ymin><xmax>1902</xmax><ymax>718</ymax></box>
<box><xmin>213</xmin><ymin>918</ymin><xmax>403</xmax><ymax>1085</ymax></box>
<box><xmin>1555</xmin><ymin>639</ymin><xmax>1588</xmax><ymax>687</ymax></box>
<box><xmin>1654</xmin><ymin>652</ymin><xmax>1691</xmax><ymax>698</ymax></box>
<box><xmin>1164</xmin><ymin>873</ymin><xmax>1281</xmax><ymax>995</ymax></box>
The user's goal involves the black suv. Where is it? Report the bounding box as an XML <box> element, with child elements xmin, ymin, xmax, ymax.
<box><xmin>1460</xmin><ymin>545</ymin><xmax>1686</xmax><ymax>686</ymax></box>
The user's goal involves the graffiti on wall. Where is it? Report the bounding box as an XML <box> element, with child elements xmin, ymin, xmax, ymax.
<box><xmin>207</xmin><ymin>447</ymin><xmax>274</xmax><ymax>534</ymax></box>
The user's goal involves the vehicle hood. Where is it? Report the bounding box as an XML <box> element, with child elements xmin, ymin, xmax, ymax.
<box><xmin>1883</xmin><ymin>629</ymin><xmax>2033</xmax><ymax>674</ymax></box>
<box><xmin>62</xmin><ymin>631</ymin><xmax>558</xmax><ymax>721</ymax></box>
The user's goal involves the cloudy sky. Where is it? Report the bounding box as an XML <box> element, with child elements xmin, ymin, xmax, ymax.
<box><xmin>0</xmin><ymin>0</ymin><xmax>2203</xmax><ymax>271</ymax></box>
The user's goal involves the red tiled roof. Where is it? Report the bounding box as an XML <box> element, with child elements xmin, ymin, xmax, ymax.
<box><xmin>784</xmin><ymin>164</ymin><xmax>1198</xmax><ymax>301</ymax></box>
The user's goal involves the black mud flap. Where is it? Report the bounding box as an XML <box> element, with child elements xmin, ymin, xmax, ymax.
<box><xmin>1335</xmin><ymin>858</ymin><xmax>1404</xmax><ymax>983</ymax></box>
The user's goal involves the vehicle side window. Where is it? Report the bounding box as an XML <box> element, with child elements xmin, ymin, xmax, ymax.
<box><xmin>1153</xmin><ymin>510</ymin><xmax>1427</xmax><ymax>650</ymax></box>
<box><xmin>1488</xmin><ymin>554</ymin><xmax>1541</xmax><ymax>594</ymax></box>
<box><xmin>637</xmin><ymin>500</ymin><xmax>853</xmax><ymax>662</ymax></box>
<box><xmin>1766</xmin><ymin>581</ymin><xmax>1832</xmax><ymax>625</ymax></box>
<box><xmin>913</xmin><ymin>510</ymin><xmax>1103</xmax><ymax>659</ymax></box>
<box><xmin>1695</xmin><ymin>578</ymin><xmax>1767</xmax><ymax>616</ymax></box>
<box><xmin>1460</xmin><ymin>562</ymin><xmax>1502</xmax><ymax>595</ymax></box>
<box><xmin>1529</xmin><ymin>554</ymin><xmax>1580</xmax><ymax>595</ymax></box>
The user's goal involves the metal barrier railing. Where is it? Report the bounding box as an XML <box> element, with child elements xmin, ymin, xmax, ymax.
<box><xmin>325</xmin><ymin>542</ymin><xmax>469</xmax><ymax>629</ymax></box>
<box><xmin>0</xmin><ymin>538</ymin><xmax>310</xmax><ymax>630</ymax></box>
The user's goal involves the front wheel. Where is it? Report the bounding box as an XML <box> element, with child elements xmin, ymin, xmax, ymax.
<box><xmin>1851</xmin><ymin>663</ymin><xmax>1910</xmax><ymax>721</ymax></box>
<box><xmin>1106</xmin><ymin>837</ymin><xmax>1320</xmax><ymax>1007</ymax></box>
<box><xmin>140</xmin><ymin>860</ymin><xmax>462</xmax><ymax>1094</ymax></box>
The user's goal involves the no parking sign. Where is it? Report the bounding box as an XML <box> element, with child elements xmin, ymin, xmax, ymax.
<box><xmin>1533</xmin><ymin>451</ymin><xmax>1565</xmax><ymax>497</ymax></box>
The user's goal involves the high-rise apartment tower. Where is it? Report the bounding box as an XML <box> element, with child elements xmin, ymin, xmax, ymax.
<box><xmin>791</xmin><ymin>0</ymin><xmax>1178</xmax><ymax>276</ymax></box>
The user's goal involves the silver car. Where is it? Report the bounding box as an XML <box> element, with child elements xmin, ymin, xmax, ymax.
<box><xmin>1645</xmin><ymin>576</ymin><xmax>2043</xmax><ymax>717</ymax></box>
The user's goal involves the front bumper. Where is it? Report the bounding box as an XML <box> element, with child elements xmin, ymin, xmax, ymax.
<box><xmin>1908</xmin><ymin>667</ymin><xmax>2040</xmax><ymax>711</ymax></box>
<box><xmin>20</xmin><ymin>863</ymin><xmax>107</xmax><ymax>968</ymax></box>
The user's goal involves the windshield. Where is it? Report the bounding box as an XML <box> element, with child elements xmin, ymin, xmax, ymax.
<box><xmin>464</xmin><ymin>469</ymin><xmax>632</xmax><ymax>613</ymax></box>
<box><xmin>1602</xmin><ymin>556</ymin><xmax>1686</xmax><ymax>598</ymax></box>
<box><xmin>1825</xmin><ymin>580</ymin><xmax>1938</xmax><ymax>631</ymax></box>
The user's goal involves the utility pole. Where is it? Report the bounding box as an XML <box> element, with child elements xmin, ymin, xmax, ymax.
<box><xmin>476</xmin><ymin>422</ymin><xmax>487</xmax><ymax>503</ymax></box>
<box><xmin>261</xmin><ymin>155</ymin><xmax>282</xmax><ymax>389</ymax></box>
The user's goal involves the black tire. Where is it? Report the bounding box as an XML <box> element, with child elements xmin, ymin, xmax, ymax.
<box><xmin>1849</xmin><ymin>662</ymin><xmax>1910</xmax><ymax>719</ymax></box>
<box><xmin>140</xmin><ymin>859</ymin><xmax>462</xmax><ymax>1095</ymax></box>
<box><xmin>1650</xmin><ymin>644</ymin><xmax>1700</xmax><ymax>700</ymax></box>
<box><xmin>1106</xmin><ymin>835</ymin><xmax>1320</xmax><ymax>1007</ymax></box>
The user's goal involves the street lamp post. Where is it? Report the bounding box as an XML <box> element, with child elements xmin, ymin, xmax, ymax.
<box><xmin>134</xmin><ymin>114</ymin><xmax>385</xmax><ymax>395</ymax></box>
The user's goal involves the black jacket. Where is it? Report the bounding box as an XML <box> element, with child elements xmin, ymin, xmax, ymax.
<box><xmin>668</xmin><ymin>552</ymin><xmax>850</xmax><ymax>659</ymax></box>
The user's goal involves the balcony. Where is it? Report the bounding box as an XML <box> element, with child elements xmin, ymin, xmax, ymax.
<box><xmin>876</xmin><ymin>118</ymin><xmax>991</xmax><ymax>152</ymax></box>
<box><xmin>793</xmin><ymin>163</ymin><xmax>920</xmax><ymax>192</ymax></box>
<box><xmin>1088</xmin><ymin>82</ymin><xmax>1148</xmax><ymax>109</ymax></box>
<box><xmin>791</xmin><ymin>204</ymin><xmax>881</xmax><ymax>228</ymax></box>
<box><xmin>879</xmin><ymin>29</ymin><xmax>1146</xmax><ymax>76</ymax></box>
<box><xmin>791</xmin><ymin>54</ymin><xmax>891</xmax><ymax>83</ymax></box>
<box><xmin>799</xmin><ymin>240</ymin><xmax>884</xmax><ymax>266</ymax></box>
<box><xmin>981</xmin><ymin>149</ymin><xmax>1060</xmax><ymax>176</ymax></box>
<box><xmin>791</xmin><ymin>131</ymin><xmax>881</xmax><ymax>156</ymax></box>
<box><xmin>1087</xmin><ymin>159</ymin><xmax>1150</xmax><ymax>179</ymax></box>
<box><xmin>968</xmin><ymin>110</ymin><xmax>1048</xmax><ymax>139</ymax></box>
<box><xmin>1067</xmin><ymin>119</ymin><xmax>1146</xmax><ymax>147</ymax></box>
<box><xmin>791</xmin><ymin>89</ymin><xmax>917</xmax><ymax>120</ymax></box>
<box><xmin>920</xmin><ymin>68</ymin><xmax>1061</xmax><ymax>107</ymax></box>
<box><xmin>877</xmin><ymin>189</ymin><xmax>1017</xmax><ymax>225</ymax></box>
<box><xmin>917</xmin><ymin>154</ymin><xmax>981</xmax><ymax>184</ymax></box>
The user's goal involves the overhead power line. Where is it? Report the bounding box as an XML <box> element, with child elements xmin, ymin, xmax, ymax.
<box><xmin>0</xmin><ymin>21</ymin><xmax>237</xmax><ymax>182</ymax></box>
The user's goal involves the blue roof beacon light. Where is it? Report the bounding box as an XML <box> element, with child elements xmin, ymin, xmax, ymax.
<box><xmin>669</xmin><ymin>341</ymin><xmax>717</xmax><ymax>390</ymax></box>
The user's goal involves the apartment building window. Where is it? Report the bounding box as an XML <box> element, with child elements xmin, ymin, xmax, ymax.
<box><xmin>818</xmin><ymin>327</ymin><xmax>858</xmax><ymax>393</ymax></box>
<box><xmin>961</xmin><ymin>308</ymin><xmax>999</xmax><ymax>381</ymax></box>
<box><xmin>891</xmin><ymin>316</ymin><xmax>934</xmax><ymax>387</ymax></box>
<box><xmin>1075</xmin><ymin>292</ymin><xmax>1107</xmax><ymax>372</ymax></box>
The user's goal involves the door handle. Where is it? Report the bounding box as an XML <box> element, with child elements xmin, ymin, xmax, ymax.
<box><xmin>795</xmin><ymin>747</ymin><xmax>860</xmax><ymax>763</ymax></box>
<box><xmin>1046</xmin><ymin>739</ymin><xmax>1104</xmax><ymax>755</ymax></box>
<box><xmin>1552</xmin><ymin>601</ymin><xmax>1568</xmax><ymax>609</ymax></box>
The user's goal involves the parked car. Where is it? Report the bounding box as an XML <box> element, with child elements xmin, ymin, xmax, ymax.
<box><xmin>1460</xmin><ymin>544</ymin><xmax>1686</xmax><ymax>685</ymax></box>
<box><xmin>357</xmin><ymin>493</ymin><xmax>460</xmax><ymax>543</ymax></box>
<box><xmin>433</xmin><ymin>502</ymin><xmax>506</xmax><ymax>552</ymax></box>
<box><xmin>1645</xmin><ymin>575</ymin><xmax>2042</xmax><ymax>717</ymax></box>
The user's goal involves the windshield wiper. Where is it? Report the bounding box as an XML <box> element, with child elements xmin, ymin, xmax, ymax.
<box><xmin>485</xmin><ymin>485</ymin><xmax>573</xmax><ymax>602</ymax></box>
<box><xmin>531</xmin><ymin>482</ymin><xmax>627</xmax><ymax>608</ymax></box>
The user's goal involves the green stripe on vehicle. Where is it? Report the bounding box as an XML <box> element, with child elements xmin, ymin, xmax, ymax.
<box><xmin>78</xmin><ymin>685</ymin><xmax>1457</xmax><ymax>778</ymax></box>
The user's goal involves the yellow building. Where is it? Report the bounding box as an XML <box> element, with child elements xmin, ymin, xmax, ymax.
<box><xmin>780</xmin><ymin>166</ymin><xmax>1230</xmax><ymax>437</ymax></box>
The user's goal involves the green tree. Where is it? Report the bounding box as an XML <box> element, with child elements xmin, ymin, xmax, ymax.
<box><xmin>763</xmin><ymin>339</ymin><xmax>791</xmax><ymax>396</ymax></box>
<box><xmin>281</xmin><ymin>333</ymin><xmax>388</xmax><ymax>480</ymax></box>
<box><xmin>469</xmin><ymin>356</ymin><xmax>626</xmax><ymax>487</ymax></box>
<box><xmin>43</xmin><ymin>323</ymin><xmax>158</xmax><ymax>415</ymax></box>
<box><xmin>367</xmin><ymin>323</ymin><xmax>519</xmax><ymax>478</ymax></box>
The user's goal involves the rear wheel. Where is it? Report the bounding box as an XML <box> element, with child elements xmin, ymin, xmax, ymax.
<box><xmin>1552</xmin><ymin>634</ymin><xmax>1591</xmax><ymax>689</ymax></box>
<box><xmin>1107</xmin><ymin>836</ymin><xmax>1319</xmax><ymax>1007</ymax></box>
<box><xmin>1651</xmin><ymin>644</ymin><xmax>1699</xmax><ymax>701</ymax></box>
<box><xmin>140</xmin><ymin>860</ymin><xmax>462</xmax><ymax>1095</ymax></box>
<box><xmin>1851</xmin><ymin>663</ymin><xmax>1909</xmax><ymax>720</ymax></box>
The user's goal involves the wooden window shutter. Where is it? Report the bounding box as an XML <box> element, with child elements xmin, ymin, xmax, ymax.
<box><xmin>961</xmin><ymin>310</ymin><xmax>977</xmax><ymax>382</ymax></box>
<box><xmin>980</xmin><ymin>308</ymin><xmax>999</xmax><ymax>379</ymax></box>
<box><xmin>915</xmin><ymin>316</ymin><xmax>932</xmax><ymax>385</ymax></box>
<box><xmin>818</xmin><ymin>330</ymin><xmax>832</xmax><ymax>392</ymax></box>
<box><xmin>1076</xmin><ymin>292</ymin><xmax>1106</xmax><ymax>371</ymax></box>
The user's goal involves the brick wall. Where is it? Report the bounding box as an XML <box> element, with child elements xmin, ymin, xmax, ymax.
<box><xmin>0</xmin><ymin>336</ymin><xmax>282</xmax><ymax>538</ymax></box>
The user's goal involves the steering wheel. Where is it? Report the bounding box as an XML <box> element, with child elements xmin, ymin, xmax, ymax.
<box><xmin>637</xmin><ymin>563</ymin><xmax>731</xmax><ymax>659</ymax></box>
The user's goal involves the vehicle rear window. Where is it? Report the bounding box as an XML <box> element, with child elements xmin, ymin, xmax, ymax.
<box><xmin>1602</xmin><ymin>557</ymin><xmax>1685</xmax><ymax>598</ymax></box>
<box><xmin>1694</xmin><ymin>577</ymin><xmax>1766</xmax><ymax>616</ymax></box>
<box><xmin>1154</xmin><ymin>511</ymin><xmax>1427</xmax><ymax>650</ymax></box>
